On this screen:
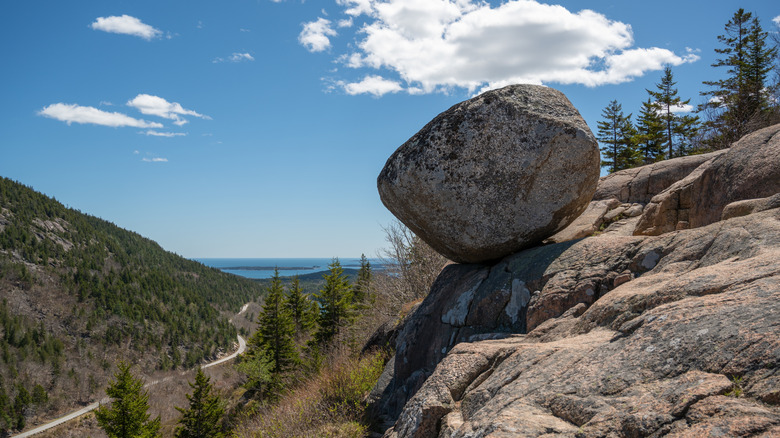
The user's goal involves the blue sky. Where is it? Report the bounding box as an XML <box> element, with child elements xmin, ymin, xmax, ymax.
<box><xmin>1</xmin><ymin>1</ymin><xmax>778</xmax><ymax>258</ymax></box>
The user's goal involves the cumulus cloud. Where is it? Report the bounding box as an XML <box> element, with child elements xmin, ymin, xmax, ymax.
<box><xmin>126</xmin><ymin>94</ymin><xmax>209</xmax><ymax>126</ymax></box>
<box><xmin>213</xmin><ymin>52</ymin><xmax>255</xmax><ymax>63</ymax></box>
<box><xmin>299</xmin><ymin>18</ymin><xmax>338</xmax><ymax>52</ymax></box>
<box><xmin>342</xmin><ymin>75</ymin><xmax>403</xmax><ymax>96</ymax></box>
<box><xmin>39</xmin><ymin>103</ymin><xmax>163</xmax><ymax>128</ymax></box>
<box><xmin>669</xmin><ymin>103</ymin><xmax>694</xmax><ymax>113</ymax></box>
<box><xmin>314</xmin><ymin>0</ymin><xmax>699</xmax><ymax>96</ymax></box>
<box><xmin>142</xmin><ymin>157</ymin><xmax>168</xmax><ymax>162</ymax></box>
<box><xmin>774</xmin><ymin>15</ymin><xmax>780</xmax><ymax>27</ymax></box>
<box><xmin>142</xmin><ymin>130</ymin><xmax>187</xmax><ymax>137</ymax></box>
<box><xmin>91</xmin><ymin>15</ymin><xmax>162</xmax><ymax>40</ymax></box>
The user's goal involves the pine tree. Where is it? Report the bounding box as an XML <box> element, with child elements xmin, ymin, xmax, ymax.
<box><xmin>12</xmin><ymin>384</ymin><xmax>29</xmax><ymax>431</ymax></box>
<box><xmin>174</xmin><ymin>368</ymin><xmax>225</xmax><ymax>438</ymax></box>
<box><xmin>95</xmin><ymin>362</ymin><xmax>161</xmax><ymax>438</ymax></box>
<box><xmin>352</xmin><ymin>254</ymin><xmax>372</xmax><ymax>305</ymax></box>
<box><xmin>699</xmin><ymin>9</ymin><xmax>778</xmax><ymax>148</ymax></box>
<box><xmin>597</xmin><ymin>100</ymin><xmax>639</xmax><ymax>173</ymax></box>
<box><xmin>285</xmin><ymin>276</ymin><xmax>316</xmax><ymax>338</ymax></box>
<box><xmin>313</xmin><ymin>259</ymin><xmax>354</xmax><ymax>346</ymax></box>
<box><xmin>0</xmin><ymin>377</ymin><xmax>10</xmax><ymax>434</ymax></box>
<box><xmin>251</xmin><ymin>268</ymin><xmax>298</xmax><ymax>375</ymax></box>
<box><xmin>647</xmin><ymin>66</ymin><xmax>699</xmax><ymax>158</ymax></box>
<box><xmin>634</xmin><ymin>98</ymin><xmax>666</xmax><ymax>164</ymax></box>
<box><xmin>744</xmin><ymin>16</ymin><xmax>778</xmax><ymax>122</ymax></box>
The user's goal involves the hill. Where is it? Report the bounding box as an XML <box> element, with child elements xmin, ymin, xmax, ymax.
<box><xmin>252</xmin><ymin>267</ymin><xmax>361</xmax><ymax>292</ymax></box>
<box><xmin>0</xmin><ymin>176</ymin><xmax>263</xmax><ymax>434</ymax></box>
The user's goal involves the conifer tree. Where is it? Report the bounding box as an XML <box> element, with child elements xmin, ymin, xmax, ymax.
<box><xmin>0</xmin><ymin>377</ymin><xmax>10</xmax><ymax>434</ymax></box>
<box><xmin>597</xmin><ymin>100</ymin><xmax>639</xmax><ymax>173</ymax></box>
<box><xmin>252</xmin><ymin>268</ymin><xmax>298</xmax><ymax>375</ymax></box>
<box><xmin>174</xmin><ymin>367</ymin><xmax>225</xmax><ymax>438</ymax></box>
<box><xmin>634</xmin><ymin>98</ymin><xmax>666</xmax><ymax>164</ymax></box>
<box><xmin>647</xmin><ymin>66</ymin><xmax>699</xmax><ymax>158</ymax></box>
<box><xmin>13</xmin><ymin>384</ymin><xmax>30</xmax><ymax>430</ymax></box>
<box><xmin>699</xmin><ymin>9</ymin><xmax>778</xmax><ymax>148</ymax></box>
<box><xmin>285</xmin><ymin>276</ymin><xmax>316</xmax><ymax>337</ymax></box>
<box><xmin>313</xmin><ymin>259</ymin><xmax>354</xmax><ymax>346</ymax></box>
<box><xmin>95</xmin><ymin>362</ymin><xmax>161</xmax><ymax>438</ymax></box>
<box><xmin>352</xmin><ymin>254</ymin><xmax>372</xmax><ymax>305</ymax></box>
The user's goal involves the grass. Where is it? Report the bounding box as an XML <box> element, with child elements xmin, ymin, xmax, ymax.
<box><xmin>234</xmin><ymin>350</ymin><xmax>387</xmax><ymax>438</ymax></box>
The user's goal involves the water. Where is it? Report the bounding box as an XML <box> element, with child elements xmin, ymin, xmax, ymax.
<box><xmin>194</xmin><ymin>257</ymin><xmax>379</xmax><ymax>279</ymax></box>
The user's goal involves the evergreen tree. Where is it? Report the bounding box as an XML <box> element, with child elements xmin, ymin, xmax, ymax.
<box><xmin>699</xmin><ymin>9</ymin><xmax>778</xmax><ymax>148</ymax></box>
<box><xmin>12</xmin><ymin>384</ymin><xmax>29</xmax><ymax>430</ymax></box>
<box><xmin>0</xmin><ymin>377</ymin><xmax>11</xmax><ymax>434</ymax></box>
<box><xmin>285</xmin><ymin>276</ymin><xmax>316</xmax><ymax>338</ymax></box>
<box><xmin>174</xmin><ymin>367</ymin><xmax>225</xmax><ymax>438</ymax></box>
<box><xmin>313</xmin><ymin>259</ymin><xmax>354</xmax><ymax>346</ymax></box>
<box><xmin>251</xmin><ymin>268</ymin><xmax>298</xmax><ymax>375</ymax></box>
<box><xmin>234</xmin><ymin>350</ymin><xmax>273</xmax><ymax>398</ymax></box>
<box><xmin>647</xmin><ymin>66</ymin><xmax>699</xmax><ymax>158</ymax></box>
<box><xmin>634</xmin><ymin>98</ymin><xmax>666</xmax><ymax>164</ymax></box>
<box><xmin>352</xmin><ymin>254</ymin><xmax>372</xmax><ymax>305</ymax></box>
<box><xmin>597</xmin><ymin>100</ymin><xmax>639</xmax><ymax>173</ymax></box>
<box><xmin>95</xmin><ymin>362</ymin><xmax>161</xmax><ymax>438</ymax></box>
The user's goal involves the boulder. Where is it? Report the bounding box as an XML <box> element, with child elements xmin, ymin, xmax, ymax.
<box><xmin>635</xmin><ymin>124</ymin><xmax>780</xmax><ymax>235</ymax></box>
<box><xmin>381</xmin><ymin>208</ymin><xmax>780</xmax><ymax>437</ymax></box>
<box><xmin>377</xmin><ymin>84</ymin><xmax>599</xmax><ymax>264</ymax></box>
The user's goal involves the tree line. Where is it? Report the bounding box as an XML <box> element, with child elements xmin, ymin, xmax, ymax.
<box><xmin>238</xmin><ymin>255</ymin><xmax>374</xmax><ymax>402</ymax></box>
<box><xmin>93</xmin><ymin>255</ymin><xmax>375</xmax><ymax>437</ymax></box>
<box><xmin>0</xmin><ymin>176</ymin><xmax>264</xmax><ymax>435</ymax></box>
<box><xmin>598</xmin><ymin>8</ymin><xmax>779</xmax><ymax>173</ymax></box>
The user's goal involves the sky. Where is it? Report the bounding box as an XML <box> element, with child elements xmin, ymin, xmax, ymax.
<box><xmin>1</xmin><ymin>1</ymin><xmax>778</xmax><ymax>258</ymax></box>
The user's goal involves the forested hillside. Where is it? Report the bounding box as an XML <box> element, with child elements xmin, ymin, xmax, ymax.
<box><xmin>0</xmin><ymin>176</ymin><xmax>263</xmax><ymax>434</ymax></box>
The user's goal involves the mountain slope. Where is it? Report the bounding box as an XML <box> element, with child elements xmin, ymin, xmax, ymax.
<box><xmin>0</xmin><ymin>176</ymin><xmax>263</xmax><ymax>434</ymax></box>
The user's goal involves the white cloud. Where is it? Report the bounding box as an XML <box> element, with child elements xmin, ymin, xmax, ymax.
<box><xmin>316</xmin><ymin>0</ymin><xmax>699</xmax><ymax>95</ymax></box>
<box><xmin>126</xmin><ymin>94</ymin><xmax>209</xmax><ymax>126</ymax></box>
<box><xmin>338</xmin><ymin>18</ymin><xmax>354</xmax><ymax>28</ymax></box>
<box><xmin>39</xmin><ymin>103</ymin><xmax>163</xmax><ymax>128</ymax></box>
<box><xmin>773</xmin><ymin>15</ymin><xmax>780</xmax><ymax>27</ymax></box>
<box><xmin>91</xmin><ymin>15</ymin><xmax>162</xmax><ymax>40</ymax></box>
<box><xmin>299</xmin><ymin>18</ymin><xmax>338</xmax><ymax>52</ymax></box>
<box><xmin>142</xmin><ymin>157</ymin><xmax>168</xmax><ymax>162</ymax></box>
<box><xmin>240</xmin><ymin>28</ymin><xmax>251</xmax><ymax>32</ymax></box>
<box><xmin>213</xmin><ymin>52</ymin><xmax>255</xmax><ymax>63</ymax></box>
<box><xmin>670</xmin><ymin>103</ymin><xmax>694</xmax><ymax>113</ymax></box>
<box><xmin>337</xmin><ymin>0</ymin><xmax>374</xmax><ymax>17</ymax></box>
<box><xmin>341</xmin><ymin>75</ymin><xmax>403</xmax><ymax>96</ymax></box>
<box><xmin>214</xmin><ymin>52</ymin><xmax>255</xmax><ymax>63</ymax></box>
<box><xmin>142</xmin><ymin>130</ymin><xmax>187</xmax><ymax>137</ymax></box>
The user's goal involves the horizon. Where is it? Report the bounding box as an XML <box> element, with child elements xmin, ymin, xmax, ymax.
<box><xmin>2</xmin><ymin>1</ymin><xmax>778</xmax><ymax>258</ymax></box>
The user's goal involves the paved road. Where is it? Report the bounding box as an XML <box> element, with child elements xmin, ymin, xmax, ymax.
<box><xmin>12</xmin><ymin>334</ymin><xmax>246</xmax><ymax>438</ymax></box>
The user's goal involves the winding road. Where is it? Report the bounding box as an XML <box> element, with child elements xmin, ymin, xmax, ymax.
<box><xmin>12</xmin><ymin>334</ymin><xmax>246</xmax><ymax>438</ymax></box>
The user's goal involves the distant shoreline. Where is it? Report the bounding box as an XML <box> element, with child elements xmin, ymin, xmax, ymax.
<box><xmin>220</xmin><ymin>266</ymin><xmax>320</xmax><ymax>271</ymax></box>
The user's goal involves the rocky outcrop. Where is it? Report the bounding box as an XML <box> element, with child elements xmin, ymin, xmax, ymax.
<box><xmin>377</xmin><ymin>84</ymin><xmax>599</xmax><ymax>264</ymax></box>
<box><xmin>382</xmin><ymin>207</ymin><xmax>780</xmax><ymax>437</ymax></box>
<box><xmin>373</xmin><ymin>107</ymin><xmax>780</xmax><ymax>437</ymax></box>
<box><xmin>721</xmin><ymin>193</ymin><xmax>780</xmax><ymax>221</ymax></box>
<box><xmin>635</xmin><ymin>124</ymin><xmax>780</xmax><ymax>235</ymax></box>
<box><xmin>548</xmin><ymin>150</ymin><xmax>728</xmax><ymax>244</ymax></box>
<box><xmin>593</xmin><ymin>151</ymin><xmax>725</xmax><ymax>204</ymax></box>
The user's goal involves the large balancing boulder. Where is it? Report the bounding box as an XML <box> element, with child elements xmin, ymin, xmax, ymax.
<box><xmin>377</xmin><ymin>84</ymin><xmax>599</xmax><ymax>264</ymax></box>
